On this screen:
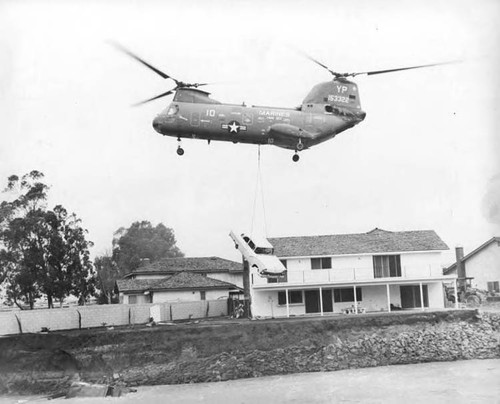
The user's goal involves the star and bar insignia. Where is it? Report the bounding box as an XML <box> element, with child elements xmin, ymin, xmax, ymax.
<box><xmin>222</xmin><ymin>120</ymin><xmax>247</xmax><ymax>134</ymax></box>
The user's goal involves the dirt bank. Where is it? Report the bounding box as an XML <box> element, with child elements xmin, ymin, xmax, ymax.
<box><xmin>1</xmin><ymin>310</ymin><xmax>499</xmax><ymax>396</ymax></box>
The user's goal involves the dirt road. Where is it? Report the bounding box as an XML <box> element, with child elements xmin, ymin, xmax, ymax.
<box><xmin>3</xmin><ymin>359</ymin><xmax>499</xmax><ymax>404</ymax></box>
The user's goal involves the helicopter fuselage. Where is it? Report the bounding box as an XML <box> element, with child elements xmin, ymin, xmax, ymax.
<box><xmin>152</xmin><ymin>87</ymin><xmax>365</xmax><ymax>152</ymax></box>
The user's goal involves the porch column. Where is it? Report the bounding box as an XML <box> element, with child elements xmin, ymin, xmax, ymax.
<box><xmin>353</xmin><ymin>285</ymin><xmax>358</xmax><ymax>314</ymax></box>
<box><xmin>454</xmin><ymin>278</ymin><xmax>459</xmax><ymax>309</ymax></box>
<box><xmin>319</xmin><ymin>287</ymin><xmax>324</xmax><ymax>316</ymax></box>
<box><xmin>386</xmin><ymin>284</ymin><xmax>391</xmax><ymax>312</ymax></box>
<box><xmin>285</xmin><ymin>288</ymin><xmax>290</xmax><ymax>318</ymax></box>
<box><xmin>419</xmin><ymin>282</ymin><xmax>425</xmax><ymax>311</ymax></box>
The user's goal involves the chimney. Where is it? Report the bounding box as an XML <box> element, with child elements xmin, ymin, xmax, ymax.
<box><xmin>455</xmin><ymin>246</ymin><xmax>466</xmax><ymax>287</ymax></box>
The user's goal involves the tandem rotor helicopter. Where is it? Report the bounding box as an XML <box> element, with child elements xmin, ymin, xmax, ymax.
<box><xmin>113</xmin><ymin>43</ymin><xmax>453</xmax><ymax>162</ymax></box>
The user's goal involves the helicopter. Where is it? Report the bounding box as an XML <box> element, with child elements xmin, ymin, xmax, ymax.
<box><xmin>113</xmin><ymin>43</ymin><xmax>453</xmax><ymax>162</ymax></box>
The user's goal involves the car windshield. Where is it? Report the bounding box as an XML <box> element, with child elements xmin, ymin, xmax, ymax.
<box><xmin>254</xmin><ymin>247</ymin><xmax>274</xmax><ymax>255</ymax></box>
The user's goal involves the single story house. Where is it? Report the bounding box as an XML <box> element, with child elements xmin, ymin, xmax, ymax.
<box><xmin>246</xmin><ymin>228</ymin><xmax>457</xmax><ymax>318</ymax></box>
<box><xmin>116</xmin><ymin>271</ymin><xmax>238</xmax><ymax>305</ymax></box>
<box><xmin>116</xmin><ymin>257</ymin><xmax>243</xmax><ymax>304</ymax></box>
<box><xmin>443</xmin><ymin>237</ymin><xmax>500</xmax><ymax>292</ymax></box>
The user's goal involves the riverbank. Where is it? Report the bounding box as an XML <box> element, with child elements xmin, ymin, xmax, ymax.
<box><xmin>0</xmin><ymin>309</ymin><xmax>499</xmax><ymax>396</ymax></box>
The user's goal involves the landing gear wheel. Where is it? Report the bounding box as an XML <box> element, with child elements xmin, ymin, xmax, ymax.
<box><xmin>292</xmin><ymin>153</ymin><xmax>300</xmax><ymax>162</ymax></box>
<box><xmin>177</xmin><ymin>147</ymin><xmax>184</xmax><ymax>156</ymax></box>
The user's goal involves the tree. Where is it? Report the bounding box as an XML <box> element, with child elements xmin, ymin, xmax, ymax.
<box><xmin>0</xmin><ymin>171</ymin><xmax>97</xmax><ymax>309</ymax></box>
<box><xmin>112</xmin><ymin>221</ymin><xmax>184</xmax><ymax>276</ymax></box>
<box><xmin>94</xmin><ymin>253</ymin><xmax>120</xmax><ymax>304</ymax></box>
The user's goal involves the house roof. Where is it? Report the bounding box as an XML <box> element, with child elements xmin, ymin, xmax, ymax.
<box><xmin>125</xmin><ymin>256</ymin><xmax>242</xmax><ymax>278</ymax></box>
<box><xmin>116</xmin><ymin>271</ymin><xmax>238</xmax><ymax>294</ymax></box>
<box><xmin>268</xmin><ymin>228</ymin><xmax>449</xmax><ymax>258</ymax></box>
<box><xmin>443</xmin><ymin>237</ymin><xmax>500</xmax><ymax>274</ymax></box>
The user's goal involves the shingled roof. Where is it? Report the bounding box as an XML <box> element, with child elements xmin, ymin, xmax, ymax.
<box><xmin>126</xmin><ymin>256</ymin><xmax>242</xmax><ymax>278</ymax></box>
<box><xmin>116</xmin><ymin>271</ymin><xmax>238</xmax><ymax>293</ymax></box>
<box><xmin>443</xmin><ymin>237</ymin><xmax>500</xmax><ymax>274</ymax></box>
<box><xmin>268</xmin><ymin>228</ymin><xmax>449</xmax><ymax>257</ymax></box>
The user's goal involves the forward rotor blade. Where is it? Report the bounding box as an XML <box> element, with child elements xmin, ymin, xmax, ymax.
<box><xmin>353</xmin><ymin>61</ymin><xmax>459</xmax><ymax>77</ymax></box>
<box><xmin>132</xmin><ymin>89</ymin><xmax>175</xmax><ymax>106</ymax></box>
<box><xmin>110</xmin><ymin>41</ymin><xmax>175</xmax><ymax>81</ymax></box>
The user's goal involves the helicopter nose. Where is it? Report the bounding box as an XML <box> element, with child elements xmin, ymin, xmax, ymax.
<box><xmin>152</xmin><ymin>115</ymin><xmax>163</xmax><ymax>133</ymax></box>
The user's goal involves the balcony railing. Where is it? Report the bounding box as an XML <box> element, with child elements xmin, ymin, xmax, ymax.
<box><xmin>253</xmin><ymin>265</ymin><xmax>444</xmax><ymax>286</ymax></box>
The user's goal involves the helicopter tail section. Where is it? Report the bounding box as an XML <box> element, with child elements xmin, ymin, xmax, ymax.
<box><xmin>302</xmin><ymin>79</ymin><xmax>362</xmax><ymax>113</ymax></box>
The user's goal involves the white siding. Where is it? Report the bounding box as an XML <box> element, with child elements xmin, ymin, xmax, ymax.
<box><xmin>151</xmin><ymin>289</ymin><xmax>230</xmax><ymax>303</ymax></box>
<box><xmin>205</xmin><ymin>290</ymin><xmax>230</xmax><ymax>300</ymax></box>
<box><xmin>401</xmin><ymin>252</ymin><xmax>443</xmax><ymax>277</ymax></box>
<box><xmin>153</xmin><ymin>290</ymin><xmax>200</xmax><ymax>303</ymax></box>
<box><xmin>427</xmin><ymin>282</ymin><xmax>445</xmax><ymax>308</ymax></box>
<box><xmin>463</xmin><ymin>242</ymin><xmax>500</xmax><ymax>290</ymax></box>
<box><xmin>251</xmin><ymin>281</ymin><xmax>446</xmax><ymax>318</ymax></box>
<box><xmin>283</xmin><ymin>252</ymin><xmax>444</xmax><ymax>281</ymax></box>
<box><xmin>252</xmin><ymin>290</ymin><xmax>306</xmax><ymax>318</ymax></box>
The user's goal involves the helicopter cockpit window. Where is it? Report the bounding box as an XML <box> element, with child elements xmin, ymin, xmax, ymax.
<box><xmin>173</xmin><ymin>90</ymin><xmax>221</xmax><ymax>104</ymax></box>
<box><xmin>167</xmin><ymin>105</ymin><xmax>179</xmax><ymax>116</ymax></box>
<box><xmin>174</xmin><ymin>92</ymin><xmax>195</xmax><ymax>103</ymax></box>
<box><xmin>325</xmin><ymin>105</ymin><xmax>333</xmax><ymax>113</ymax></box>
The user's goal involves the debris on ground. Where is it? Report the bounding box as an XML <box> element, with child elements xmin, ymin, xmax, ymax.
<box><xmin>64</xmin><ymin>381</ymin><xmax>136</xmax><ymax>398</ymax></box>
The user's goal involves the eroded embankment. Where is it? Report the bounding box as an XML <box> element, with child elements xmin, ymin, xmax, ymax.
<box><xmin>1</xmin><ymin>310</ymin><xmax>499</xmax><ymax>395</ymax></box>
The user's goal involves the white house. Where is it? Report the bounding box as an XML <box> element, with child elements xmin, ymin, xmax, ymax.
<box><xmin>443</xmin><ymin>237</ymin><xmax>500</xmax><ymax>292</ymax></box>
<box><xmin>116</xmin><ymin>257</ymin><xmax>243</xmax><ymax>304</ymax></box>
<box><xmin>247</xmin><ymin>228</ymin><xmax>457</xmax><ymax>318</ymax></box>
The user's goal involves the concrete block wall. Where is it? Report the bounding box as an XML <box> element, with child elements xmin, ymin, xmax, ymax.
<box><xmin>0</xmin><ymin>300</ymin><xmax>229</xmax><ymax>336</ymax></box>
<box><xmin>78</xmin><ymin>305</ymin><xmax>129</xmax><ymax>328</ymax></box>
<box><xmin>208</xmin><ymin>300</ymin><xmax>228</xmax><ymax>317</ymax></box>
<box><xmin>0</xmin><ymin>311</ymin><xmax>21</xmax><ymax>335</ymax></box>
<box><xmin>171</xmin><ymin>301</ymin><xmax>207</xmax><ymax>321</ymax></box>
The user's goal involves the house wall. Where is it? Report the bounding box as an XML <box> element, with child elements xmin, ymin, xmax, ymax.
<box><xmin>428</xmin><ymin>282</ymin><xmax>445</xmax><ymax>308</ymax></box>
<box><xmin>150</xmin><ymin>289</ymin><xmax>230</xmax><ymax>303</ymax></box>
<box><xmin>251</xmin><ymin>281</ymin><xmax>447</xmax><ymax>318</ymax></box>
<box><xmin>462</xmin><ymin>241</ymin><xmax>500</xmax><ymax>290</ymax></box>
<box><xmin>283</xmin><ymin>251</ymin><xmax>444</xmax><ymax>280</ymax></box>
<box><xmin>251</xmin><ymin>290</ymin><xmax>306</xmax><ymax>318</ymax></box>
<box><xmin>126</xmin><ymin>294</ymin><xmax>151</xmax><ymax>305</ymax></box>
<box><xmin>400</xmin><ymin>252</ymin><xmax>443</xmax><ymax>277</ymax></box>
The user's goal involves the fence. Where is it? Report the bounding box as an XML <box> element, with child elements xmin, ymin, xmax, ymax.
<box><xmin>0</xmin><ymin>299</ymin><xmax>229</xmax><ymax>336</ymax></box>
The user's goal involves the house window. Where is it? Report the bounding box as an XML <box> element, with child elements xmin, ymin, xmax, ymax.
<box><xmin>311</xmin><ymin>257</ymin><xmax>332</xmax><ymax>270</ymax></box>
<box><xmin>128</xmin><ymin>295</ymin><xmax>137</xmax><ymax>304</ymax></box>
<box><xmin>333</xmin><ymin>288</ymin><xmax>362</xmax><ymax>302</ymax></box>
<box><xmin>280</xmin><ymin>259</ymin><xmax>287</xmax><ymax>269</ymax></box>
<box><xmin>200</xmin><ymin>291</ymin><xmax>206</xmax><ymax>300</ymax></box>
<box><xmin>487</xmin><ymin>281</ymin><xmax>500</xmax><ymax>293</ymax></box>
<box><xmin>144</xmin><ymin>293</ymin><xmax>152</xmax><ymax>303</ymax></box>
<box><xmin>278</xmin><ymin>290</ymin><xmax>303</xmax><ymax>305</ymax></box>
<box><xmin>373</xmin><ymin>255</ymin><xmax>401</xmax><ymax>278</ymax></box>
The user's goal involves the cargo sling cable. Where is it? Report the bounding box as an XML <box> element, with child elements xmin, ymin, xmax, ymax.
<box><xmin>250</xmin><ymin>145</ymin><xmax>268</xmax><ymax>238</ymax></box>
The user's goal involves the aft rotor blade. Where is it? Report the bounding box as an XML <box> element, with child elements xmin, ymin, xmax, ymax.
<box><xmin>353</xmin><ymin>61</ymin><xmax>459</xmax><ymax>77</ymax></box>
<box><xmin>110</xmin><ymin>42</ymin><xmax>175</xmax><ymax>81</ymax></box>
<box><xmin>300</xmin><ymin>51</ymin><xmax>338</xmax><ymax>76</ymax></box>
<box><xmin>132</xmin><ymin>89</ymin><xmax>175</xmax><ymax>106</ymax></box>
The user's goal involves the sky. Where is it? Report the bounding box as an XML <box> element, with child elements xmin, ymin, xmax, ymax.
<box><xmin>0</xmin><ymin>0</ymin><xmax>499</xmax><ymax>266</ymax></box>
